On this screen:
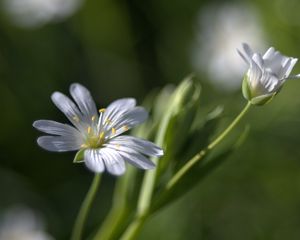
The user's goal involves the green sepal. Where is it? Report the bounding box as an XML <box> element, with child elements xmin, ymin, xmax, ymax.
<box><xmin>242</xmin><ymin>74</ymin><xmax>277</xmax><ymax>106</ymax></box>
<box><xmin>242</xmin><ymin>75</ymin><xmax>251</xmax><ymax>101</ymax></box>
<box><xmin>73</xmin><ymin>149</ymin><xmax>85</xmax><ymax>163</ymax></box>
<box><xmin>250</xmin><ymin>92</ymin><xmax>276</xmax><ymax>106</ymax></box>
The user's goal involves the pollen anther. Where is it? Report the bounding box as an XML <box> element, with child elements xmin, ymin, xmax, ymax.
<box><xmin>105</xmin><ymin>118</ymin><xmax>112</xmax><ymax>125</ymax></box>
<box><xmin>73</xmin><ymin>116</ymin><xmax>79</xmax><ymax>122</ymax></box>
<box><xmin>99</xmin><ymin>132</ymin><xmax>104</xmax><ymax>140</ymax></box>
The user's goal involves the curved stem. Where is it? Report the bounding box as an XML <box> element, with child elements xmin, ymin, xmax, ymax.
<box><xmin>167</xmin><ymin>102</ymin><xmax>251</xmax><ymax>190</ymax></box>
<box><xmin>71</xmin><ymin>173</ymin><xmax>102</xmax><ymax>240</ymax></box>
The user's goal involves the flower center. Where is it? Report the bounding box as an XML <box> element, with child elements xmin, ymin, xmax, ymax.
<box><xmin>81</xmin><ymin>127</ymin><xmax>105</xmax><ymax>149</ymax></box>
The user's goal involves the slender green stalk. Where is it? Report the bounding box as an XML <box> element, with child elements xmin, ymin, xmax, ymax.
<box><xmin>119</xmin><ymin>215</ymin><xmax>147</xmax><ymax>240</ymax></box>
<box><xmin>92</xmin><ymin>170</ymin><xmax>133</xmax><ymax>240</ymax></box>
<box><xmin>71</xmin><ymin>174</ymin><xmax>102</xmax><ymax>240</ymax></box>
<box><xmin>119</xmin><ymin>107</ymin><xmax>171</xmax><ymax>240</ymax></box>
<box><xmin>136</xmin><ymin>110</ymin><xmax>171</xmax><ymax>216</ymax></box>
<box><xmin>166</xmin><ymin>102</ymin><xmax>251</xmax><ymax>190</ymax></box>
<box><xmin>93</xmin><ymin>204</ymin><xmax>129</xmax><ymax>240</ymax></box>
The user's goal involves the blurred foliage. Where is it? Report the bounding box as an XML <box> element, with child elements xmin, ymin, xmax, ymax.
<box><xmin>1</xmin><ymin>0</ymin><xmax>300</xmax><ymax>239</ymax></box>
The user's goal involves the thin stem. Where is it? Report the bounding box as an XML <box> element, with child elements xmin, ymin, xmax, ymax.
<box><xmin>92</xmin><ymin>169</ymin><xmax>133</xmax><ymax>240</ymax></box>
<box><xmin>119</xmin><ymin>215</ymin><xmax>147</xmax><ymax>240</ymax></box>
<box><xmin>71</xmin><ymin>173</ymin><xmax>102</xmax><ymax>240</ymax></box>
<box><xmin>136</xmin><ymin>106</ymin><xmax>171</xmax><ymax>217</ymax></box>
<box><xmin>119</xmin><ymin>107</ymin><xmax>172</xmax><ymax>240</ymax></box>
<box><xmin>166</xmin><ymin>102</ymin><xmax>251</xmax><ymax>190</ymax></box>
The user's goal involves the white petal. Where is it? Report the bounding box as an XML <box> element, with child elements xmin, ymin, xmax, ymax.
<box><xmin>264</xmin><ymin>51</ymin><xmax>287</xmax><ymax>76</ymax></box>
<box><xmin>252</xmin><ymin>53</ymin><xmax>263</xmax><ymax>69</ymax></box>
<box><xmin>100</xmin><ymin>148</ymin><xmax>126</xmax><ymax>175</ymax></box>
<box><xmin>243</xmin><ymin>43</ymin><xmax>254</xmax><ymax>59</ymax></box>
<box><xmin>107</xmin><ymin>107</ymin><xmax>148</xmax><ymax>137</ymax></box>
<box><xmin>263</xmin><ymin>47</ymin><xmax>275</xmax><ymax>60</ymax></box>
<box><xmin>51</xmin><ymin>92</ymin><xmax>85</xmax><ymax>131</ymax></box>
<box><xmin>287</xmin><ymin>73</ymin><xmax>300</xmax><ymax>79</ymax></box>
<box><xmin>69</xmin><ymin>83</ymin><xmax>98</xmax><ymax>123</ymax></box>
<box><xmin>282</xmin><ymin>58</ymin><xmax>298</xmax><ymax>78</ymax></box>
<box><xmin>37</xmin><ymin>136</ymin><xmax>82</xmax><ymax>152</ymax></box>
<box><xmin>108</xmin><ymin>135</ymin><xmax>163</xmax><ymax>157</ymax></box>
<box><xmin>249</xmin><ymin>59</ymin><xmax>262</xmax><ymax>88</ymax></box>
<box><xmin>262</xmin><ymin>72</ymin><xmax>280</xmax><ymax>92</ymax></box>
<box><xmin>118</xmin><ymin>150</ymin><xmax>155</xmax><ymax>170</ymax></box>
<box><xmin>103</xmin><ymin>98</ymin><xmax>136</xmax><ymax>124</ymax></box>
<box><xmin>84</xmin><ymin>149</ymin><xmax>105</xmax><ymax>173</ymax></box>
<box><xmin>237</xmin><ymin>49</ymin><xmax>250</xmax><ymax>64</ymax></box>
<box><xmin>33</xmin><ymin>120</ymin><xmax>81</xmax><ymax>137</ymax></box>
<box><xmin>237</xmin><ymin>43</ymin><xmax>254</xmax><ymax>64</ymax></box>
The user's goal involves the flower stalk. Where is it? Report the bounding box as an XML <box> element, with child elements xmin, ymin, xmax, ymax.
<box><xmin>71</xmin><ymin>173</ymin><xmax>102</xmax><ymax>240</ymax></box>
<box><xmin>166</xmin><ymin>102</ymin><xmax>251</xmax><ymax>190</ymax></box>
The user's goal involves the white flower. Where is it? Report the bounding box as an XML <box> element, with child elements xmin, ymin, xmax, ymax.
<box><xmin>2</xmin><ymin>0</ymin><xmax>83</xmax><ymax>28</ymax></box>
<box><xmin>191</xmin><ymin>3</ymin><xmax>266</xmax><ymax>91</ymax></box>
<box><xmin>238</xmin><ymin>43</ymin><xmax>300</xmax><ymax>105</ymax></box>
<box><xmin>33</xmin><ymin>83</ymin><xmax>163</xmax><ymax>175</ymax></box>
<box><xmin>0</xmin><ymin>207</ymin><xmax>54</xmax><ymax>240</ymax></box>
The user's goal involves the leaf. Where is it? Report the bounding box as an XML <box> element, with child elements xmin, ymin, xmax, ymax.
<box><xmin>158</xmin><ymin>99</ymin><xmax>199</xmax><ymax>175</ymax></box>
<box><xmin>151</xmin><ymin>125</ymin><xmax>250</xmax><ymax>212</ymax></box>
<box><xmin>173</xmin><ymin>106</ymin><xmax>223</xmax><ymax>171</ymax></box>
<box><xmin>156</xmin><ymin>78</ymin><xmax>201</xmax><ymax>176</ymax></box>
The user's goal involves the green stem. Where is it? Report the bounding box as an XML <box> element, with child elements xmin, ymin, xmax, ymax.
<box><xmin>119</xmin><ymin>107</ymin><xmax>172</xmax><ymax>240</ymax></box>
<box><xmin>166</xmin><ymin>102</ymin><xmax>251</xmax><ymax>189</ymax></box>
<box><xmin>166</xmin><ymin>102</ymin><xmax>251</xmax><ymax>190</ymax></box>
<box><xmin>207</xmin><ymin>102</ymin><xmax>251</xmax><ymax>150</ymax></box>
<box><xmin>119</xmin><ymin>215</ymin><xmax>147</xmax><ymax>240</ymax></box>
<box><xmin>71</xmin><ymin>174</ymin><xmax>102</xmax><ymax>240</ymax></box>
<box><xmin>93</xmin><ymin>205</ymin><xmax>129</xmax><ymax>240</ymax></box>
<box><xmin>92</xmin><ymin>169</ymin><xmax>133</xmax><ymax>240</ymax></box>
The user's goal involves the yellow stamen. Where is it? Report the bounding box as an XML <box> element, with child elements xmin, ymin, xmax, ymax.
<box><xmin>91</xmin><ymin>115</ymin><xmax>96</xmax><ymax>121</ymax></box>
<box><xmin>123</xmin><ymin>125</ymin><xmax>129</xmax><ymax>131</ymax></box>
<box><xmin>99</xmin><ymin>132</ymin><xmax>104</xmax><ymax>138</ymax></box>
<box><xmin>99</xmin><ymin>108</ymin><xmax>106</xmax><ymax>113</ymax></box>
<box><xmin>87</xmin><ymin>126</ymin><xmax>91</xmax><ymax>134</ymax></box>
<box><xmin>112</xmin><ymin>128</ymin><xmax>116</xmax><ymax>135</ymax></box>
<box><xmin>81</xmin><ymin>144</ymin><xmax>88</xmax><ymax>148</ymax></box>
<box><xmin>105</xmin><ymin>118</ymin><xmax>112</xmax><ymax>125</ymax></box>
<box><xmin>73</xmin><ymin>116</ymin><xmax>79</xmax><ymax>122</ymax></box>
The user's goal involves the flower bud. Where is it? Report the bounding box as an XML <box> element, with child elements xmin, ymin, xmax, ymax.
<box><xmin>238</xmin><ymin>43</ymin><xmax>299</xmax><ymax>105</ymax></box>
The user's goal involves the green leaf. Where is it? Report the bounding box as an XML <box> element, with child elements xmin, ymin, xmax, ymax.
<box><xmin>158</xmin><ymin>96</ymin><xmax>199</xmax><ymax>175</ymax></box>
<box><xmin>174</xmin><ymin>106</ymin><xmax>223</xmax><ymax>170</ymax></box>
<box><xmin>73</xmin><ymin>149</ymin><xmax>85</xmax><ymax>163</ymax></box>
<box><xmin>151</xmin><ymin>125</ymin><xmax>250</xmax><ymax>212</ymax></box>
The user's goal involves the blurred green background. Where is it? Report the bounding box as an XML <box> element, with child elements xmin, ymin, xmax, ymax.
<box><xmin>1</xmin><ymin>0</ymin><xmax>300</xmax><ymax>239</ymax></box>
